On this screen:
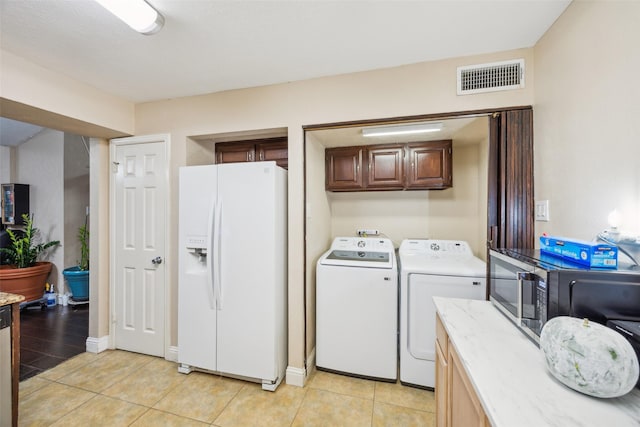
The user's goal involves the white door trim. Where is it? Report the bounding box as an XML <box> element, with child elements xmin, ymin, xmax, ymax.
<box><xmin>109</xmin><ymin>133</ymin><xmax>171</xmax><ymax>358</ymax></box>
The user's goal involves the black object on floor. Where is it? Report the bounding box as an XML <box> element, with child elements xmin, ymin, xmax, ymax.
<box><xmin>19</xmin><ymin>304</ymin><xmax>89</xmax><ymax>381</ymax></box>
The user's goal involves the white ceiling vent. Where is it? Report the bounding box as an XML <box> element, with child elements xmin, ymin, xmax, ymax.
<box><xmin>457</xmin><ymin>59</ymin><xmax>525</xmax><ymax>95</ymax></box>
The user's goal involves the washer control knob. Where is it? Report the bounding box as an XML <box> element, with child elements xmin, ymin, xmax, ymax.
<box><xmin>357</xmin><ymin>240</ymin><xmax>366</xmax><ymax>248</ymax></box>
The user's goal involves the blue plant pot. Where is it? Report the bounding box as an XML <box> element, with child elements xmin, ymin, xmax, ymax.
<box><xmin>62</xmin><ymin>266</ymin><xmax>89</xmax><ymax>301</ymax></box>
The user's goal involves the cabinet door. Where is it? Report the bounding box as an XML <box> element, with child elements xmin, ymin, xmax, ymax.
<box><xmin>215</xmin><ymin>142</ymin><xmax>255</xmax><ymax>164</ymax></box>
<box><xmin>256</xmin><ymin>139</ymin><xmax>288</xmax><ymax>170</ymax></box>
<box><xmin>435</xmin><ymin>339</ymin><xmax>448</xmax><ymax>427</ymax></box>
<box><xmin>406</xmin><ymin>141</ymin><xmax>452</xmax><ymax>189</ymax></box>
<box><xmin>366</xmin><ymin>144</ymin><xmax>404</xmax><ymax>190</ymax></box>
<box><xmin>448</xmin><ymin>343</ymin><xmax>489</xmax><ymax>427</ymax></box>
<box><xmin>325</xmin><ymin>147</ymin><xmax>364</xmax><ymax>191</ymax></box>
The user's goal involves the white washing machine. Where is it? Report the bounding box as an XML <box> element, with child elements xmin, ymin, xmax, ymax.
<box><xmin>316</xmin><ymin>237</ymin><xmax>398</xmax><ymax>381</ymax></box>
<box><xmin>399</xmin><ymin>239</ymin><xmax>486</xmax><ymax>388</ymax></box>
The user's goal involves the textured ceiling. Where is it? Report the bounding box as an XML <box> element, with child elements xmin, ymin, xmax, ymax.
<box><xmin>0</xmin><ymin>0</ymin><xmax>571</xmax><ymax>104</ymax></box>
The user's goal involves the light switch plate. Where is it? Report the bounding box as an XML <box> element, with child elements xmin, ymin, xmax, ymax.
<box><xmin>535</xmin><ymin>200</ymin><xmax>550</xmax><ymax>221</ymax></box>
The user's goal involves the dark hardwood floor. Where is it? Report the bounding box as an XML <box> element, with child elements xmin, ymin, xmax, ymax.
<box><xmin>19</xmin><ymin>303</ymin><xmax>89</xmax><ymax>381</ymax></box>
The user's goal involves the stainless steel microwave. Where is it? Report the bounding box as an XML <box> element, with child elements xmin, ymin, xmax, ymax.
<box><xmin>489</xmin><ymin>248</ymin><xmax>640</xmax><ymax>344</ymax></box>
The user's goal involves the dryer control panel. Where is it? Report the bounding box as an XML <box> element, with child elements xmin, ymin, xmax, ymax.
<box><xmin>320</xmin><ymin>237</ymin><xmax>396</xmax><ymax>269</ymax></box>
<box><xmin>399</xmin><ymin>239</ymin><xmax>473</xmax><ymax>257</ymax></box>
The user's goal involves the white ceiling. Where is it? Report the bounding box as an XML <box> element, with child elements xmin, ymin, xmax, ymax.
<box><xmin>0</xmin><ymin>0</ymin><xmax>571</xmax><ymax>147</ymax></box>
<box><xmin>0</xmin><ymin>0</ymin><xmax>571</xmax><ymax>104</ymax></box>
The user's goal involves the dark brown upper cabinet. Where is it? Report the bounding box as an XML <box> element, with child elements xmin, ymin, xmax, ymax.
<box><xmin>325</xmin><ymin>146</ymin><xmax>365</xmax><ymax>190</ymax></box>
<box><xmin>215</xmin><ymin>137</ymin><xmax>288</xmax><ymax>169</ymax></box>
<box><xmin>366</xmin><ymin>144</ymin><xmax>405</xmax><ymax>190</ymax></box>
<box><xmin>256</xmin><ymin>139</ymin><xmax>288</xmax><ymax>170</ymax></box>
<box><xmin>406</xmin><ymin>140</ymin><xmax>452</xmax><ymax>189</ymax></box>
<box><xmin>325</xmin><ymin>140</ymin><xmax>452</xmax><ymax>192</ymax></box>
<box><xmin>215</xmin><ymin>141</ymin><xmax>255</xmax><ymax>164</ymax></box>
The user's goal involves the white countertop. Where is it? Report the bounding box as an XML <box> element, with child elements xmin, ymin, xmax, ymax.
<box><xmin>433</xmin><ymin>297</ymin><xmax>640</xmax><ymax>427</ymax></box>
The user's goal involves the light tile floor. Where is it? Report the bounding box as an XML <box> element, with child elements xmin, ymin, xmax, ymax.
<box><xmin>19</xmin><ymin>350</ymin><xmax>435</xmax><ymax>426</ymax></box>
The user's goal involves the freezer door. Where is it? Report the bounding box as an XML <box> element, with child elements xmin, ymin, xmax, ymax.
<box><xmin>178</xmin><ymin>165</ymin><xmax>218</xmax><ymax>372</ymax></box>
<box><xmin>215</xmin><ymin>162</ymin><xmax>287</xmax><ymax>382</ymax></box>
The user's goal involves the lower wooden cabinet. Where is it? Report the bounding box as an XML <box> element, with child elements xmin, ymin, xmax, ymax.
<box><xmin>436</xmin><ymin>313</ymin><xmax>490</xmax><ymax>427</ymax></box>
<box><xmin>435</xmin><ymin>338</ymin><xmax>449</xmax><ymax>427</ymax></box>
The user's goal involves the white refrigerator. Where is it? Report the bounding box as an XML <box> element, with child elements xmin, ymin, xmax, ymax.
<box><xmin>177</xmin><ymin>161</ymin><xmax>287</xmax><ymax>391</ymax></box>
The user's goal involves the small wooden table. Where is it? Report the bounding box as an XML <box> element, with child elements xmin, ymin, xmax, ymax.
<box><xmin>1</xmin><ymin>292</ymin><xmax>25</xmax><ymax>427</ymax></box>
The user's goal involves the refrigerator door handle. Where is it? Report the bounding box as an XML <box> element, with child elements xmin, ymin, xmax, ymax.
<box><xmin>206</xmin><ymin>198</ymin><xmax>216</xmax><ymax>310</ymax></box>
<box><xmin>214</xmin><ymin>198</ymin><xmax>223</xmax><ymax>310</ymax></box>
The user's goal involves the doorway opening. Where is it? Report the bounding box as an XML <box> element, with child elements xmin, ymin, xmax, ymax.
<box><xmin>0</xmin><ymin>118</ymin><xmax>92</xmax><ymax>380</ymax></box>
<box><xmin>301</xmin><ymin>106</ymin><xmax>533</xmax><ymax>379</ymax></box>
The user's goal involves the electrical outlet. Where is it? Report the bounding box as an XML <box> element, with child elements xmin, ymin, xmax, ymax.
<box><xmin>535</xmin><ymin>200</ymin><xmax>550</xmax><ymax>222</ymax></box>
<box><xmin>357</xmin><ymin>229</ymin><xmax>379</xmax><ymax>236</ymax></box>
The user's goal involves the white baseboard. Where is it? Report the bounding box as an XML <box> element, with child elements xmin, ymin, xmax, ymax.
<box><xmin>166</xmin><ymin>346</ymin><xmax>178</xmax><ymax>362</ymax></box>
<box><xmin>286</xmin><ymin>347</ymin><xmax>316</xmax><ymax>388</ymax></box>
<box><xmin>85</xmin><ymin>335</ymin><xmax>109</xmax><ymax>353</ymax></box>
<box><xmin>286</xmin><ymin>365</ymin><xmax>306</xmax><ymax>387</ymax></box>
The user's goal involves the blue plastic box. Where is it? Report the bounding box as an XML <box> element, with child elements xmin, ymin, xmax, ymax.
<box><xmin>539</xmin><ymin>236</ymin><xmax>618</xmax><ymax>269</ymax></box>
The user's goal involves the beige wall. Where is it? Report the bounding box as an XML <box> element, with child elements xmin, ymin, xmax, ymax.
<box><xmin>304</xmin><ymin>131</ymin><xmax>333</xmax><ymax>362</ymax></box>
<box><xmin>327</xmin><ymin>140</ymin><xmax>488</xmax><ymax>256</ymax></box>
<box><xmin>0</xmin><ymin>146</ymin><xmax>15</xmax><ymax>182</ymax></box>
<box><xmin>63</xmin><ymin>134</ymin><xmax>90</xmax><ymax>294</ymax></box>
<box><xmin>0</xmin><ymin>50</ymin><xmax>135</xmax><ymax>136</ymax></box>
<box><xmin>16</xmin><ymin>129</ymin><xmax>65</xmax><ymax>290</ymax></box>
<box><xmin>534</xmin><ymin>1</ymin><xmax>640</xmax><ymax>242</ymax></box>
<box><xmin>135</xmin><ymin>48</ymin><xmax>533</xmax><ymax>377</ymax></box>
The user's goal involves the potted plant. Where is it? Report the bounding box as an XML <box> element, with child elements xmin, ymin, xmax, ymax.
<box><xmin>0</xmin><ymin>213</ymin><xmax>60</xmax><ymax>302</ymax></box>
<box><xmin>62</xmin><ymin>220</ymin><xmax>89</xmax><ymax>302</ymax></box>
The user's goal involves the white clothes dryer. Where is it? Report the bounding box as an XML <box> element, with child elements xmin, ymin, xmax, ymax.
<box><xmin>316</xmin><ymin>237</ymin><xmax>398</xmax><ymax>381</ymax></box>
<box><xmin>398</xmin><ymin>239</ymin><xmax>486</xmax><ymax>388</ymax></box>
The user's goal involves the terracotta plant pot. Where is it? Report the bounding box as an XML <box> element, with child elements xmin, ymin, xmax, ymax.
<box><xmin>0</xmin><ymin>261</ymin><xmax>52</xmax><ymax>302</ymax></box>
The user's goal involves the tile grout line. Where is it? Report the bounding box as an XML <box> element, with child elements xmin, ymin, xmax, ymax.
<box><xmin>285</xmin><ymin>383</ymin><xmax>310</xmax><ymax>427</ymax></box>
<box><xmin>211</xmin><ymin>381</ymin><xmax>248</xmax><ymax>425</ymax></box>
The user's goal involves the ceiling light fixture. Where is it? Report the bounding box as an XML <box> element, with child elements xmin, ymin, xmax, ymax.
<box><xmin>95</xmin><ymin>0</ymin><xmax>164</xmax><ymax>35</ymax></box>
<box><xmin>362</xmin><ymin>122</ymin><xmax>443</xmax><ymax>137</ymax></box>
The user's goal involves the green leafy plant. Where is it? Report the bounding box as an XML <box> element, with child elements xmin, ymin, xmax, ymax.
<box><xmin>78</xmin><ymin>222</ymin><xmax>89</xmax><ymax>271</ymax></box>
<box><xmin>0</xmin><ymin>213</ymin><xmax>60</xmax><ymax>268</ymax></box>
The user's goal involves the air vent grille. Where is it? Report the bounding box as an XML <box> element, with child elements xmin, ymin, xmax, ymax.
<box><xmin>457</xmin><ymin>59</ymin><xmax>525</xmax><ymax>95</ymax></box>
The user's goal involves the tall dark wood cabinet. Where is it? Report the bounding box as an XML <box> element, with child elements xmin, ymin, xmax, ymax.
<box><xmin>487</xmin><ymin>108</ymin><xmax>534</xmax><ymax>251</ymax></box>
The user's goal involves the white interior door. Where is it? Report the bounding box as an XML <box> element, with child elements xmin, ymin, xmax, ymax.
<box><xmin>111</xmin><ymin>135</ymin><xmax>167</xmax><ymax>357</ymax></box>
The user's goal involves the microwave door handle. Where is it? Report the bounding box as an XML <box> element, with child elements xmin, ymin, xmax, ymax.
<box><xmin>517</xmin><ymin>272</ymin><xmax>525</xmax><ymax>320</ymax></box>
<box><xmin>517</xmin><ymin>272</ymin><xmax>537</xmax><ymax>320</ymax></box>
<box><xmin>568</xmin><ymin>280</ymin><xmax>576</xmax><ymax>317</ymax></box>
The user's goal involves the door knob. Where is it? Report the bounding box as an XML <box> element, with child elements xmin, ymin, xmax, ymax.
<box><xmin>151</xmin><ymin>256</ymin><xmax>163</xmax><ymax>265</ymax></box>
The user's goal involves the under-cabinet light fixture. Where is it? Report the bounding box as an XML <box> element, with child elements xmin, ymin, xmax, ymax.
<box><xmin>362</xmin><ymin>122</ymin><xmax>443</xmax><ymax>137</ymax></box>
<box><xmin>95</xmin><ymin>0</ymin><xmax>164</xmax><ymax>35</ymax></box>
